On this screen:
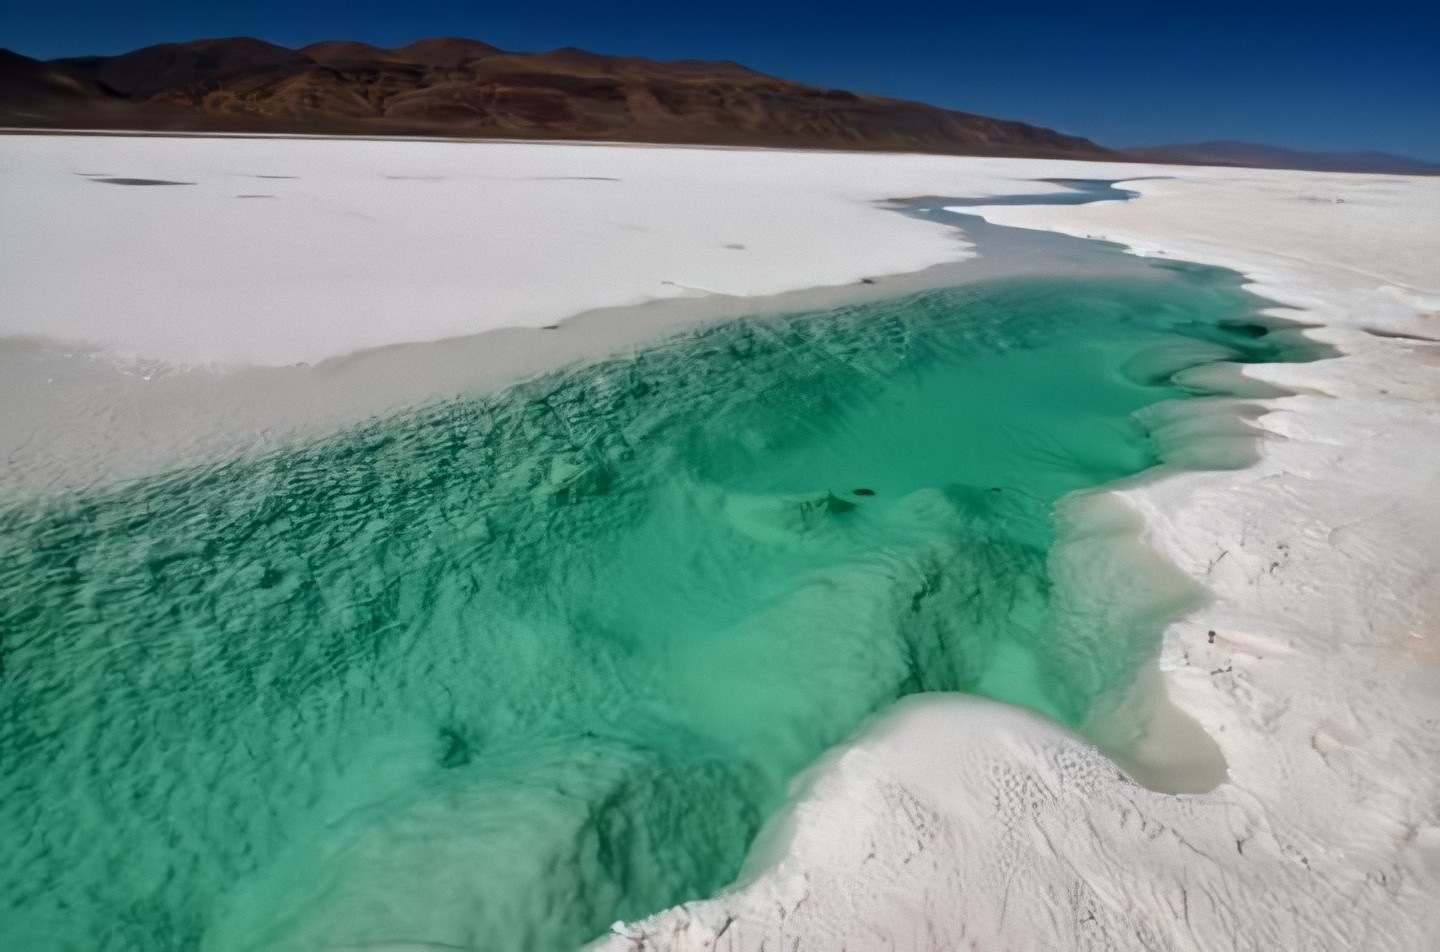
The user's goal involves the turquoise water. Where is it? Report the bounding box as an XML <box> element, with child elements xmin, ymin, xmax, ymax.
<box><xmin>0</xmin><ymin>274</ymin><xmax>1312</xmax><ymax>952</ymax></box>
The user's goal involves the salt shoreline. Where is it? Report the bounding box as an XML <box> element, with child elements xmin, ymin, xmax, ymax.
<box><xmin>0</xmin><ymin>140</ymin><xmax>1179</xmax><ymax>494</ymax></box>
<box><xmin>4</xmin><ymin>135</ymin><xmax>1439</xmax><ymax>949</ymax></box>
<box><xmin>597</xmin><ymin>169</ymin><xmax>1440</xmax><ymax>949</ymax></box>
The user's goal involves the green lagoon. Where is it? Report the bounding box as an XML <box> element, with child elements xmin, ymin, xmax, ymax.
<box><xmin>1</xmin><ymin>266</ymin><xmax>1315</xmax><ymax>951</ymax></box>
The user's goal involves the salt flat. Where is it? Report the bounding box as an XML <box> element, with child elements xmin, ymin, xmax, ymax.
<box><xmin>4</xmin><ymin>134</ymin><xmax>1439</xmax><ymax>950</ymax></box>
<box><xmin>1</xmin><ymin>133</ymin><xmax>1330</xmax><ymax>366</ymax></box>
<box><xmin>3</xmin><ymin>134</ymin><xmax>997</xmax><ymax>366</ymax></box>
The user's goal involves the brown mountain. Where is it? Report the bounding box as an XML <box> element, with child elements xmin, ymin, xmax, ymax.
<box><xmin>0</xmin><ymin>36</ymin><xmax>1112</xmax><ymax>159</ymax></box>
<box><xmin>0</xmin><ymin>48</ymin><xmax>116</xmax><ymax>116</ymax></box>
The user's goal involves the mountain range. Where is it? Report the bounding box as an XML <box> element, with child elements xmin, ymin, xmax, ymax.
<box><xmin>0</xmin><ymin>37</ymin><xmax>1108</xmax><ymax>159</ymax></box>
<box><xmin>1122</xmin><ymin>141</ymin><xmax>1440</xmax><ymax>176</ymax></box>
<box><xmin>2</xmin><ymin>37</ymin><xmax>1434</xmax><ymax>174</ymax></box>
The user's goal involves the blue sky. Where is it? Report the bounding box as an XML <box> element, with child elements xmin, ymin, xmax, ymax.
<box><xmin>5</xmin><ymin>1</ymin><xmax>1437</xmax><ymax>159</ymax></box>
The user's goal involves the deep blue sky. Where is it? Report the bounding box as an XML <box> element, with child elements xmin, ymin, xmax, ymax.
<box><xmin>5</xmin><ymin>1</ymin><xmax>1438</xmax><ymax>159</ymax></box>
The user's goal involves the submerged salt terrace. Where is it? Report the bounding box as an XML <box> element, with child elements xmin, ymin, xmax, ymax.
<box><xmin>0</xmin><ymin>266</ymin><xmax>1325</xmax><ymax>952</ymax></box>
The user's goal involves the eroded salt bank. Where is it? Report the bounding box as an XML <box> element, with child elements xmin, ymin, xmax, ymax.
<box><xmin>597</xmin><ymin>169</ymin><xmax>1440</xmax><ymax>950</ymax></box>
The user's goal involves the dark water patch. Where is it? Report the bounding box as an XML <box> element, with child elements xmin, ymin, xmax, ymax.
<box><xmin>1363</xmin><ymin>327</ymin><xmax>1440</xmax><ymax>342</ymax></box>
<box><xmin>0</xmin><ymin>271</ymin><xmax>1326</xmax><ymax>952</ymax></box>
<box><xmin>236</xmin><ymin>194</ymin><xmax>275</xmax><ymax>200</ymax></box>
<box><xmin>89</xmin><ymin>177</ymin><xmax>196</xmax><ymax>187</ymax></box>
<box><xmin>1219</xmin><ymin>321</ymin><xmax>1270</xmax><ymax>339</ymax></box>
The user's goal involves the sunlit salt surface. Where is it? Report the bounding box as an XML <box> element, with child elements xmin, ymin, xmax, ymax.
<box><xmin>0</xmin><ymin>274</ymin><xmax>1318</xmax><ymax>952</ymax></box>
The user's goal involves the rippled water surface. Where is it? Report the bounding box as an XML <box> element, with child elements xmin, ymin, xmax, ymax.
<box><xmin>1</xmin><ymin>274</ymin><xmax>1308</xmax><ymax>951</ymax></box>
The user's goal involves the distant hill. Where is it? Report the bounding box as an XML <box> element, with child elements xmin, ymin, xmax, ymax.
<box><xmin>1125</xmin><ymin>140</ymin><xmax>1440</xmax><ymax>175</ymax></box>
<box><xmin>0</xmin><ymin>37</ymin><xmax>1112</xmax><ymax>160</ymax></box>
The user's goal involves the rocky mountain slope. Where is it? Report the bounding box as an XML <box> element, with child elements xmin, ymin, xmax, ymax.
<box><xmin>0</xmin><ymin>37</ymin><xmax>1112</xmax><ymax>158</ymax></box>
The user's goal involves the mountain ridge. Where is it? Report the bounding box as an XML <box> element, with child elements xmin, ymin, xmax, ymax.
<box><xmin>1124</xmin><ymin>140</ymin><xmax>1440</xmax><ymax>175</ymax></box>
<box><xmin>0</xmin><ymin>36</ymin><xmax>1112</xmax><ymax>159</ymax></box>
<box><xmin>4</xmin><ymin>38</ymin><xmax>1432</xmax><ymax>174</ymax></box>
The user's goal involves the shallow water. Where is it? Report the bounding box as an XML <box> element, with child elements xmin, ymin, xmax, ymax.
<box><xmin>0</xmin><ymin>274</ymin><xmax>1314</xmax><ymax>952</ymax></box>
